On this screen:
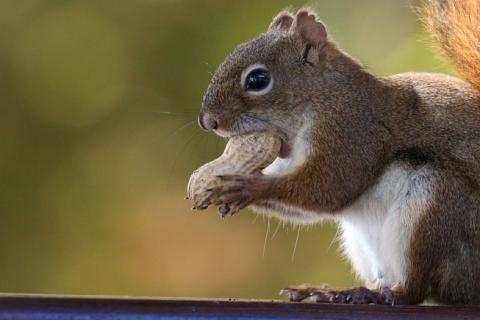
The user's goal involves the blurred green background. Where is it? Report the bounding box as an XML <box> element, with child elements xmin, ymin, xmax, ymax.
<box><xmin>0</xmin><ymin>0</ymin><xmax>451</xmax><ymax>298</ymax></box>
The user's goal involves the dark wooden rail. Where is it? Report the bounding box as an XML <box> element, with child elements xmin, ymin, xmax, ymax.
<box><xmin>0</xmin><ymin>295</ymin><xmax>479</xmax><ymax>319</ymax></box>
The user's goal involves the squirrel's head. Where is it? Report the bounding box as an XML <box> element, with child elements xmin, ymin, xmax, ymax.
<box><xmin>200</xmin><ymin>9</ymin><xmax>360</xmax><ymax>158</ymax></box>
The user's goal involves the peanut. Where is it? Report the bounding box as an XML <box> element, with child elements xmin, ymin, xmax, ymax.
<box><xmin>187</xmin><ymin>132</ymin><xmax>281</xmax><ymax>210</ymax></box>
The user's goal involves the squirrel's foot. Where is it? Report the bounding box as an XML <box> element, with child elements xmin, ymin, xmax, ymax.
<box><xmin>200</xmin><ymin>174</ymin><xmax>272</xmax><ymax>217</ymax></box>
<box><xmin>280</xmin><ymin>284</ymin><xmax>396</xmax><ymax>305</ymax></box>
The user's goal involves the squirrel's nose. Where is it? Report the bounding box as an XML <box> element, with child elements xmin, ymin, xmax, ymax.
<box><xmin>198</xmin><ymin>112</ymin><xmax>218</xmax><ymax>131</ymax></box>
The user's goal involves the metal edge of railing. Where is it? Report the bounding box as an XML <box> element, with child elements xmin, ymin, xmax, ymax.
<box><xmin>0</xmin><ymin>294</ymin><xmax>479</xmax><ymax>320</ymax></box>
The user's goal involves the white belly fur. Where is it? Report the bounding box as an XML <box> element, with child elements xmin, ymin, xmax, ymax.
<box><xmin>338</xmin><ymin>162</ymin><xmax>436</xmax><ymax>289</ymax></box>
<box><xmin>254</xmin><ymin>161</ymin><xmax>436</xmax><ymax>289</ymax></box>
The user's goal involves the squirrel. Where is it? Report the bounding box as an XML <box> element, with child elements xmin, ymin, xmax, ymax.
<box><xmin>197</xmin><ymin>0</ymin><xmax>480</xmax><ymax>305</ymax></box>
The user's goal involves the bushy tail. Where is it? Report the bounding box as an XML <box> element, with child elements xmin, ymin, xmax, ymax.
<box><xmin>422</xmin><ymin>0</ymin><xmax>480</xmax><ymax>91</ymax></box>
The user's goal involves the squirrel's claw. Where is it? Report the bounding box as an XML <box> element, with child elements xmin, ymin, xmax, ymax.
<box><xmin>281</xmin><ymin>285</ymin><xmax>396</xmax><ymax>305</ymax></box>
<box><xmin>206</xmin><ymin>174</ymin><xmax>271</xmax><ymax>217</ymax></box>
<box><xmin>217</xmin><ymin>198</ymin><xmax>250</xmax><ymax>217</ymax></box>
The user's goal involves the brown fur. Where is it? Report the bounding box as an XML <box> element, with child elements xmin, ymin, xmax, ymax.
<box><xmin>199</xmin><ymin>2</ymin><xmax>480</xmax><ymax>304</ymax></box>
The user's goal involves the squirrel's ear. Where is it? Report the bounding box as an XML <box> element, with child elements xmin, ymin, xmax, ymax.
<box><xmin>268</xmin><ymin>11</ymin><xmax>294</xmax><ymax>32</ymax></box>
<box><xmin>291</xmin><ymin>10</ymin><xmax>327</xmax><ymax>48</ymax></box>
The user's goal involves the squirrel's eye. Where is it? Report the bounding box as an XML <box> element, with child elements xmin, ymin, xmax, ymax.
<box><xmin>241</xmin><ymin>64</ymin><xmax>273</xmax><ymax>96</ymax></box>
<box><xmin>245</xmin><ymin>68</ymin><xmax>270</xmax><ymax>91</ymax></box>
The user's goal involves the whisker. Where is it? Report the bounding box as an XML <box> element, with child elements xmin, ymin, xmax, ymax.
<box><xmin>167</xmin><ymin>120</ymin><xmax>198</xmax><ymax>138</ymax></box>
<box><xmin>154</xmin><ymin>110</ymin><xmax>198</xmax><ymax>116</ymax></box>
<box><xmin>270</xmin><ymin>220</ymin><xmax>282</xmax><ymax>240</ymax></box>
<box><xmin>291</xmin><ymin>226</ymin><xmax>301</xmax><ymax>263</ymax></box>
<box><xmin>263</xmin><ymin>217</ymin><xmax>271</xmax><ymax>258</ymax></box>
<box><xmin>327</xmin><ymin>223</ymin><xmax>341</xmax><ymax>253</ymax></box>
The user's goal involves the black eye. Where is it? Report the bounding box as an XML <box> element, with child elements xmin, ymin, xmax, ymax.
<box><xmin>245</xmin><ymin>68</ymin><xmax>271</xmax><ymax>91</ymax></box>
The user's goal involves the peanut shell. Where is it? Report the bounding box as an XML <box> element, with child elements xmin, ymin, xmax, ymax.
<box><xmin>187</xmin><ymin>132</ymin><xmax>281</xmax><ymax>209</ymax></box>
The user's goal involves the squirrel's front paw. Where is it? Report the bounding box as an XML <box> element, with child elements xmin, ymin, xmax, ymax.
<box><xmin>200</xmin><ymin>174</ymin><xmax>272</xmax><ymax>217</ymax></box>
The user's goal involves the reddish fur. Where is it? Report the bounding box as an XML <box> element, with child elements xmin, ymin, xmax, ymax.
<box><xmin>423</xmin><ymin>0</ymin><xmax>480</xmax><ymax>91</ymax></box>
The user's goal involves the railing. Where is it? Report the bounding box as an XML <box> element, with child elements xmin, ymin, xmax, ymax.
<box><xmin>0</xmin><ymin>295</ymin><xmax>479</xmax><ymax>319</ymax></box>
